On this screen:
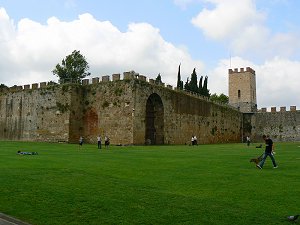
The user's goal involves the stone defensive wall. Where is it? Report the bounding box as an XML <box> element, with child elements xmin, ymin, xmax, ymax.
<box><xmin>243</xmin><ymin>106</ymin><xmax>300</xmax><ymax>142</ymax></box>
<box><xmin>0</xmin><ymin>71</ymin><xmax>243</xmax><ymax>144</ymax></box>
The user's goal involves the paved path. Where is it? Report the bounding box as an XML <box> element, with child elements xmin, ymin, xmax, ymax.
<box><xmin>0</xmin><ymin>213</ymin><xmax>32</xmax><ymax>225</ymax></box>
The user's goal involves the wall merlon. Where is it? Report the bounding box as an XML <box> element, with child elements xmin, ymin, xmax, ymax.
<box><xmin>280</xmin><ymin>106</ymin><xmax>286</xmax><ymax>112</ymax></box>
<box><xmin>138</xmin><ymin>75</ymin><xmax>147</xmax><ymax>81</ymax></box>
<box><xmin>123</xmin><ymin>71</ymin><xmax>135</xmax><ymax>80</ymax></box>
<box><xmin>92</xmin><ymin>77</ymin><xmax>99</xmax><ymax>84</ymax></box>
<box><xmin>24</xmin><ymin>85</ymin><xmax>30</xmax><ymax>90</ymax></box>
<box><xmin>40</xmin><ymin>82</ymin><xmax>47</xmax><ymax>88</ymax></box>
<box><xmin>82</xmin><ymin>79</ymin><xmax>89</xmax><ymax>85</ymax></box>
<box><xmin>102</xmin><ymin>75</ymin><xmax>110</xmax><ymax>82</ymax></box>
<box><xmin>271</xmin><ymin>107</ymin><xmax>276</xmax><ymax>112</ymax></box>
<box><xmin>149</xmin><ymin>79</ymin><xmax>155</xmax><ymax>84</ymax></box>
<box><xmin>290</xmin><ymin>106</ymin><xmax>297</xmax><ymax>112</ymax></box>
<box><xmin>32</xmin><ymin>83</ymin><xmax>38</xmax><ymax>89</ymax></box>
<box><xmin>261</xmin><ymin>107</ymin><xmax>267</xmax><ymax>112</ymax></box>
<box><xmin>112</xmin><ymin>73</ymin><xmax>120</xmax><ymax>81</ymax></box>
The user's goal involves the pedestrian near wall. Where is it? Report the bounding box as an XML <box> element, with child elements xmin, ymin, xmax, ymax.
<box><xmin>246</xmin><ymin>136</ymin><xmax>251</xmax><ymax>147</ymax></box>
<box><xmin>97</xmin><ymin>135</ymin><xmax>102</xmax><ymax>149</ymax></box>
<box><xmin>257</xmin><ymin>135</ymin><xmax>278</xmax><ymax>169</ymax></box>
<box><xmin>79</xmin><ymin>136</ymin><xmax>83</xmax><ymax>149</ymax></box>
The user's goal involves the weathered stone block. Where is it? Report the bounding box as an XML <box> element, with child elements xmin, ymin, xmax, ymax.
<box><xmin>92</xmin><ymin>77</ymin><xmax>99</xmax><ymax>84</ymax></box>
<box><xmin>82</xmin><ymin>79</ymin><xmax>89</xmax><ymax>85</ymax></box>
<box><xmin>280</xmin><ymin>107</ymin><xmax>286</xmax><ymax>112</ymax></box>
<box><xmin>271</xmin><ymin>107</ymin><xmax>276</xmax><ymax>112</ymax></box>
<box><xmin>112</xmin><ymin>74</ymin><xmax>120</xmax><ymax>81</ymax></box>
<box><xmin>102</xmin><ymin>76</ymin><xmax>110</xmax><ymax>82</ymax></box>
<box><xmin>123</xmin><ymin>72</ymin><xmax>134</xmax><ymax>80</ymax></box>
<box><xmin>138</xmin><ymin>75</ymin><xmax>146</xmax><ymax>81</ymax></box>
<box><xmin>32</xmin><ymin>83</ymin><xmax>38</xmax><ymax>89</ymax></box>
<box><xmin>40</xmin><ymin>82</ymin><xmax>47</xmax><ymax>88</ymax></box>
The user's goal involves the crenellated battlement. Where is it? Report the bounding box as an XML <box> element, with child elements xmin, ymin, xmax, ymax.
<box><xmin>2</xmin><ymin>71</ymin><xmax>175</xmax><ymax>92</ymax></box>
<box><xmin>228</xmin><ymin>67</ymin><xmax>255</xmax><ymax>74</ymax></box>
<box><xmin>258</xmin><ymin>106</ymin><xmax>298</xmax><ymax>113</ymax></box>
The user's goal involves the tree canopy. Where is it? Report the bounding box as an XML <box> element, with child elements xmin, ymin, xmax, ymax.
<box><xmin>52</xmin><ymin>50</ymin><xmax>90</xmax><ymax>84</ymax></box>
<box><xmin>210</xmin><ymin>93</ymin><xmax>229</xmax><ymax>104</ymax></box>
<box><xmin>182</xmin><ymin>68</ymin><xmax>210</xmax><ymax>97</ymax></box>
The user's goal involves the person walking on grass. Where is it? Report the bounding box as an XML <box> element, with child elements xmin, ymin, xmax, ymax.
<box><xmin>105</xmin><ymin>136</ymin><xmax>110</xmax><ymax>149</ymax></box>
<box><xmin>97</xmin><ymin>135</ymin><xmax>102</xmax><ymax>149</ymax></box>
<box><xmin>257</xmin><ymin>135</ymin><xmax>278</xmax><ymax>169</ymax></box>
<box><xmin>246</xmin><ymin>136</ymin><xmax>251</xmax><ymax>147</ymax></box>
<box><xmin>79</xmin><ymin>136</ymin><xmax>83</xmax><ymax>149</ymax></box>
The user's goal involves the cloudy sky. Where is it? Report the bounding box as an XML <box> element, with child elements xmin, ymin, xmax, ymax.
<box><xmin>0</xmin><ymin>0</ymin><xmax>299</xmax><ymax>109</ymax></box>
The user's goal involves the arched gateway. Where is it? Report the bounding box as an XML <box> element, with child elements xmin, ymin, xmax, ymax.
<box><xmin>145</xmin><ymin>93</ymin><xmax>164</xmax><ymax>145</ymax></box>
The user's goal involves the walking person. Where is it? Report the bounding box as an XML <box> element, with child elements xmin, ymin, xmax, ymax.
<box><xmin>79</xmin><ymin>136</ymin><xmax>83</xmax><ymax>149</ymax></box>
<box><xmin>105</xmin><ymin>136</ymin><xmax>110</xmax><ymax>149</ymax></box>
<box><xmin>97</xmin><ymin>135</ymin><xmax>102</xmax><ymax>149</ymax></box>
<box><xmin>257</xmin><ymin>135</ymin><xmax>278</xmax><ymax>169</ymax></box>
<box><xmin>246</xmin><ymin>136</ymin><xmax>251</xmax><ymax>147</ymax></box>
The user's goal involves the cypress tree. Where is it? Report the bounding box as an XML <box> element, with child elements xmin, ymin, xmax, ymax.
<box><xmin>199</xmin><ymin>76</ymin><xmax>203</xmax><ymax>95</ymax></box>
<box><xmin>203</xmin><ymin>76</ymin><xmax>210</xmax><ymax>97</ymax></box>
<box><xmin>189</xmin><ymin>68</ymin><xmax>198</xmax><ymax>93</ymax></box>
<box><xmin>176</xmin><ymin>63</ymin><xmax>182</xmax><ymax>90</ymax></box>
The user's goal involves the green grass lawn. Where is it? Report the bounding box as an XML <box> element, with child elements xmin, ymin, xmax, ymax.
<box><xmin>0</xmin><ymin>141</ymin><xmax>299</xmax><ymax>225</ymax></box>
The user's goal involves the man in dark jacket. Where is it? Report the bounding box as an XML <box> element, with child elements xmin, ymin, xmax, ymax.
<box><xmin>256</xmin><ymin>135</ymin><xmax>278</xmax><ymax>169</ymax></box>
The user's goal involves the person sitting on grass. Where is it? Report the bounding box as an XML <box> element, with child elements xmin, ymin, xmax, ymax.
<box><xmin>17</xmin><ymin>150</ymin><xmax>38</xmax><ymax>155</ymax></box>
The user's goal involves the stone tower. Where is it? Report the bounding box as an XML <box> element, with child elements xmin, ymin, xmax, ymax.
<box><xmin>228</xmin><ymin>67</ymin><xmax>257</xmax><ymax>113</ymax></box>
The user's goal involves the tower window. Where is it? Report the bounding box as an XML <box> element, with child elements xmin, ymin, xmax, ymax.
<box><xmin>238</xmin><ymin>90</ymin><xmax>241</xmax><ymax>99</ymax></box>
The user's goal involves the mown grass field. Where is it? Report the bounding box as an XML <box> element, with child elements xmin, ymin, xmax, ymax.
<box><xmin>0</xmin><ymin>141</ymin><xmax>299</xmax><ymax>225</ymax></box>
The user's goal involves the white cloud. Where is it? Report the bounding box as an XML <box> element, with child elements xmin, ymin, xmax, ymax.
<box><xmin>0</xmin><ymin>8</ymin><xmax>203</xmax><ymax>87</ymax></box>
<box><xmin>191</xmin><ymin>0</ymin><xmax>300</xmax><ymax>60</ymax></box>
<box><xmin>191</xmin><ymin>0</ymin><xmax>265</xmax><ymax>41</ymax></box>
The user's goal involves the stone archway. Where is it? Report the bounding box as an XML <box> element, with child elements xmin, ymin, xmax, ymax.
<box><xmin>145</xmin><ymin>93</ymin><xmax>164</xmax><ymax>145</ymax></box>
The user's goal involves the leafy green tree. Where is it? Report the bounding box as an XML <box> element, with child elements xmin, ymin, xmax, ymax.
<box><xmin>52</xmin><ymin>50</ymin><xmax>91</xmax><ymax>84</ymax></box>
<box><xmin>210</xmin><ymin>93</ymin><xmax>229</xmax><ymax>104</ymax></box>
<box><xmin>218</xmin><ymin>93</ymin><xmax>229</xmax><ymax>103</ymax></box>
